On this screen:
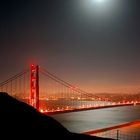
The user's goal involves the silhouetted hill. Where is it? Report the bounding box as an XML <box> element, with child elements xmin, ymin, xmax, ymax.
<box><xmin>0</xmin><ymin>92</ymin><xmax>113</xmax><ymax>139</ymax></box>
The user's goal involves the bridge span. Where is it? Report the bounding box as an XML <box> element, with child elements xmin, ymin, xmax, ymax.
<box><xmin>0</xmin><ymin>64</ymin><xmax>139</xmax><ymax>114</ymax></box>
<box><xmin>43</xmin><ymin>102</ymin><xmax>140</xmax><ymax>115</ymax></box>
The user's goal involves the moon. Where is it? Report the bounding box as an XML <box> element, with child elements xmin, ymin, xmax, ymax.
<box><xmin>80</xmin><ymin>0</ymin><xmax>118</xmax><ymax>18</ymax></box>
<box><xmin>95</xmin><ymin>0</ymin><xmax>104</xmax><ymax>3</ymax></box>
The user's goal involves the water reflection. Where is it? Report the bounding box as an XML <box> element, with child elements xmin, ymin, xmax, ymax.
<box><xmin>50</xmin><ymin>105</ymin><xmax>140</xmax><ymax>133</ymax></box>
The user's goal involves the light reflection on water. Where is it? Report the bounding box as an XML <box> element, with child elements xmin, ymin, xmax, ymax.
<box><xmin>50</xmin><ymin>105</ymin><xmax>140</xmax><ymax>133</ymax></box>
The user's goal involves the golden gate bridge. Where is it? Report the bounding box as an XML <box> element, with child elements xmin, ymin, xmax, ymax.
<box><xmin>0</xmin><ymin>64</ymin><xmax>139</xmax><ymax>114</ymax></box>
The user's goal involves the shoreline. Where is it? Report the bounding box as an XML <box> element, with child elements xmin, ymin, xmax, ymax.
<box><xmin>82</xmin><ymin>119</ymin><xmax>140</xmax><ymax>135</ymax></box>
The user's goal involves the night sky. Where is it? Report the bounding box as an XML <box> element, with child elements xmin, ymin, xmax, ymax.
<box><xmin>0</xmin><ymin>0</ymin><xmax>140</xmax><ymax>93</ymax></box>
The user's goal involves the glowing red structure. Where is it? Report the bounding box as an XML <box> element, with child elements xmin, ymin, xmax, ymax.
<box><xmin>30</xmin><ymin>64</ymin><xmax>39</xmax><ymax>110</ymax></box>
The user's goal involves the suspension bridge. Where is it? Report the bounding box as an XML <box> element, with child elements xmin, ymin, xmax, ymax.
<box><xmin>0</xmin><ymin>64</ymin><xmax>139</xmax><ymax>114</ymax></box>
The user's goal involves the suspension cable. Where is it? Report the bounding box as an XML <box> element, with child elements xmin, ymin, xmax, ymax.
<box><xmin>0</xmin><ymin>69</ymin><xmax>29</xmax><ymax>87</ymax></box>
<box><xmin>40</xmin><ymin>67</ymin><xmax>97</xmax><ymax>99</ymax></box>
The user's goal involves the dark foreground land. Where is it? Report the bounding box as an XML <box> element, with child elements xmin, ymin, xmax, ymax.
<box><xmin>0</xmin><ymin>92</ymin><xmax>113</xmax><ymax>140</ymax></box>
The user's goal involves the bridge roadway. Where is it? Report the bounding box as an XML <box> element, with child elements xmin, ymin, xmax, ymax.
<box><xmin>44</xmin><ymin>103</ymin><xmax>140</xmax><ymax>115</ymax></box>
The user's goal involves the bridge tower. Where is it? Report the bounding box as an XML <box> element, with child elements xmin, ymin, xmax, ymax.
<box><xmin>30</xmin><ymin>64</ymin><xmax>39</xmax><ymax>110</ymax></box>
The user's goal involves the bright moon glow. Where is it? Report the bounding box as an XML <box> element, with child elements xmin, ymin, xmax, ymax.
<box><xmin>81</xmin><ymin>0</ymin><xmax>118</xmax><ymax>18</ymax></box>
<box><xmin>95</xmin><ymin>0</ymin><xmax>104</xmax><ymax>3</ymax></box>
